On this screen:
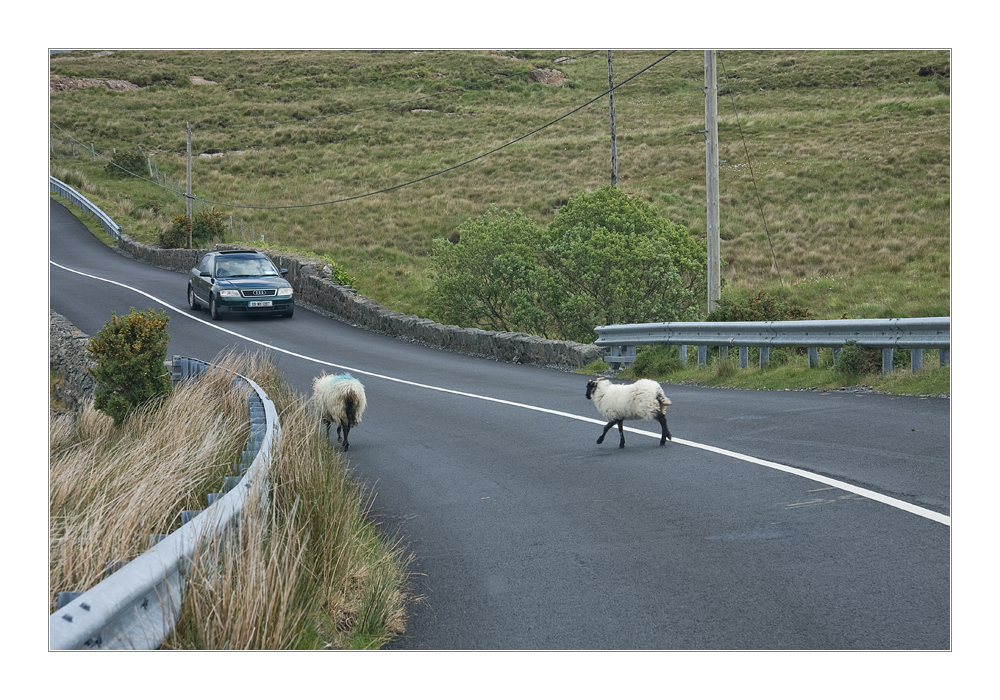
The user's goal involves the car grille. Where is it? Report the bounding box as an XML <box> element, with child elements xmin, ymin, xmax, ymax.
<box><xmin>240</xmin><ymin>289</ymin><xmax>277</xmax><ymax>297</ymax></box>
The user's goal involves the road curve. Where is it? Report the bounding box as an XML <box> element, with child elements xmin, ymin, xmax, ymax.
<box><xmin>49</xmin><ymin>199</ymin><xmax>950</xmax><ymax>649</ymax></box>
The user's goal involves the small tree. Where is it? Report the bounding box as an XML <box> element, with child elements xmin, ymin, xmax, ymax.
<box><xmin>429</xmin><ymin>206</ymin><xmax>548</xmax><ymax>335</ymax></box>
<box><xmin>87</xmin><ymin>308</ymin><xmax>171</xmax><ymax>426</ymax></box>
<box><xmin>539</xmin><ymin>186</ymin><xmax>707</xmax><ymax>342</ymax></box>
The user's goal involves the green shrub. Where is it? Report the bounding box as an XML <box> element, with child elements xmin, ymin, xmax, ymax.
<box><xmin>630</xmin><ymin>345</ymin><xmax>684</xmax><ymax>377</ymax></box>
<box><xmin>159</xmin><ymin>215</ymin><xmax>193</xmax><ymax>248</ymax></box>
<box><xmin>706</xmin><ymin>289</ymin><xmax>810</xmax><ymax>322</ymax></box>
<box><xmin>540</xmin><ymin>186</ymin><xmax>707</xmax><ymax>342</ymax></box>
<box><xmin>87</xmin><ymin>307</ymin><xmax>172</xmax><ymax>426</ymax></box>
<box><xmin>428</xmin><ymin>206</ymin><xmax>548</xmax><ymax>335</ymax></box>
<box><xmin>192</xmin><ymin>210</ymin><xmax>227</xmax><ymax>246</ymax></box>
<box><xmin>835</xmin><ymin>341</ymin><xmax>910</xmax><ymax>377</ymax></box>
<box><xmin>105</xmin><ymin>146</ymin><xmax>146</xmax><ymax>179</ymax></box>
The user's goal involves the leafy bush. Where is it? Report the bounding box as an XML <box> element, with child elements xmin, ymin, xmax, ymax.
<box><xmin>192</xmin><ymin>210</ymin><xmax>226</xmax><ymax>245</ymax></box>
<box><xmin>428</xmin><ymin>206</ymin><xmax>548</xmax><ymax>335</ymax></box>
<box><xmin>159</xmin><ymin>215</ymin><xmax>193</xmax><ymax>248</ymax></box>
<box><xmin>835</xmin><ymin>340</ymin><xmax>909</xmax><ymax>377</ymax></box>
<box><xmin>105</xmin><ymin>146</ymin><xmax>146</xmax><ymax>179</ymax></box>
<box><xmin>87</xmin><ymin>307</ymin><xmax>172</xmax><ymax>426</ymax></box>
<box><xmin>706</xmin><ymin>289</ymin><xmax>810</xmax><ymax>322</ymax></box>
<box><xmin>429</xmin><ymin>187</ymin><xmax>708</xmax><ymax>343</ymax></box>
<box><xmin>540</xmin><ymin>186</ymin><xmax>706</xmax><ymax>341</ymax></box>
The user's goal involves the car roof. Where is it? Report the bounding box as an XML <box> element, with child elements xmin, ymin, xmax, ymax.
<box><xmin>213</xmin><ymin>250</ymin><xmax>268</xmax><ymax>258</ymax></box>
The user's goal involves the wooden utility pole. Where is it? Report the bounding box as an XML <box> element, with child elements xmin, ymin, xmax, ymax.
<box><xmin>704</xmin><ymin>51</ymin><xmax>721</xmax><ymax>313</ymax></box>
<box><xmin>608</xmin><ymin>51</ymin><xmax>618</xmax><ymax>186</ymax></box>
<box><xmin>185</xmin><ymin>122</ymin><xmax>193</xmax><ymax>227</ymax></box>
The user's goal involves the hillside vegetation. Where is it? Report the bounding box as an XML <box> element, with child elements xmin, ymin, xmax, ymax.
<box><xmin>49</xmin><ymin>49</ymin><xmax>950</xmax><ymax>321</ymax></box>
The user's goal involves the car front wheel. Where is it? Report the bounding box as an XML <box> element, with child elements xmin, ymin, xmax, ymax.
<box><xmin>188</xmin><ymin>285</ymin><xmax>200</xmax><ymax>310</ymax></box>
<box><xmin>210</xmin><ymin>294</ymin><xmax>222</xmax><ymax>320</ymax></box>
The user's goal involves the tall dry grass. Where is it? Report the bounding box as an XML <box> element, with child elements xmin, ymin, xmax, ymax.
<box><xmin>51</xmin><ymin>350</ymin><xmax>411</xmax><ymax>648</ymax></box>
<box><xmin>49</xmin><ymin>360</ymin><xmax>251</xmax><ymax>613</ymax></box>
<box><xmin>165</xmin><ymin>397</ymin><xmax>410</xmax><ymax>649</ymax></box>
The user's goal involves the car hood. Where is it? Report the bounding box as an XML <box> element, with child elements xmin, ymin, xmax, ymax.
<box><xmin>215</xmin><ymin>277</ymin><xmax>291</xmax><ymax>290</ymax></box>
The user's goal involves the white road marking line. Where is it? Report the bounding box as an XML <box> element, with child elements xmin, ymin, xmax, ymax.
<box><xmin>51</xmin><ymin>260</ymin><xmax>951</xmax><ymax>527</ymax></box>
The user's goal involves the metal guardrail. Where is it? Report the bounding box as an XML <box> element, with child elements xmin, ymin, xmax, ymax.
<box><xmin>595</xmin><ymin>317</ymin><xmax>951</xmax><ymax>373</ymax></box>
<box><xmin>50</xmin><ymin>175</ymin><xmax>122</xmax><ymax>240</ymax></box>
<box><xmin>49</xmin><ymin>356</ymin><xmax>279</xmax><ymax>650</ymax></box>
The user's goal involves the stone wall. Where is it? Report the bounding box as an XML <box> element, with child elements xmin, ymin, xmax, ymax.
<box><xmin>50</xmin><ymin>310</ymin><xmax>96</xmax><ymax>413</ymax></box>
<box><xmin>111</xmin><ymin>232</ymin><xmax>601</xmax><ymax>369</ymax></box>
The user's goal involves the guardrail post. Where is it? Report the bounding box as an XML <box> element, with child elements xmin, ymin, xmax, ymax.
<box><xmin>678</xmin><ymin>344</ymin><xmax>687</xmax><ymax>367</ymax></box>
<box><xmin>759</xmin><ymin>346</ymin><xmax>770</xmax><ymax>368</ymax></box>
<box><xmin>882</xmin><ymin>348</ymin><xmax>894</xmax><ymax>373</ymax></box>
<box><xmin>832</xmin><ymin>347</ymin><xmax>841</xmax><ymax>366</ymax></box>
<box><xmin>698</xmin><ymin>345</ymin><xmax>707</xmax><ymax>368</ymax></box>
<box><xmin>719</xmin><ymin>346</ymin><xmax>729</xmax><ymax>362</ymax></box>
<box><xmin>739</xmin><ymin>346</ymin><xmax>748</xmax><ymax>369</ymax></box>
<box><xmin>911</xmin><ymin>349</ymin><xmax>923</xmax><ymax>373</ymax></box>
<box><xmin>940</xmin><ymin>348</ymin><xmax>949</xmax><ymax>367</ymax></box>
<box><xmin>807</xmin><ymin>347</ymin><xmax>818</xmax><ymax>368</ymax></box>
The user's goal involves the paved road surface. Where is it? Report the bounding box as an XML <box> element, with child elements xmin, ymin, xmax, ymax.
<box><xmin>49</xmin><ymin>199</ymin><xmax>950</xmax><ymax>649</ymax></box>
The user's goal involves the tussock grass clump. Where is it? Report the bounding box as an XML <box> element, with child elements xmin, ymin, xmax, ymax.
<box><xmin>49</xmin><ymin>359</ymin><xmax>251</xmax><ymax>613</ymax></box>
<box><xmin>51</xmin><ymin>350</ymin><xmax>411</xmax><ymax>648</ymax></box>
<box><xmin>161</xmin><ymin>352</ymin><xmax>410</xmax><ymax>649</ymax></box>
<box><xmin>167</xmin><ymin>398</ymin><xmax>410</xmax><ymax>649</ymax></box>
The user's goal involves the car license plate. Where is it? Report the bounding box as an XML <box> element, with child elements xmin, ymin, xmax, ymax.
<box><xmin>249</xmin><ymin>300</ymin><xmax>273</xmax><ymax>307</ymax></box>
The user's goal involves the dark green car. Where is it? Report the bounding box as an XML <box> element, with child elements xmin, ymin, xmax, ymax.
<box><xmin>188</xmin><ymin>250</ymin><xmax>294</xmax><ymax>320</ymax></box>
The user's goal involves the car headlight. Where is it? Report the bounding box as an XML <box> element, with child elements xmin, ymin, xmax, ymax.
<box><xmin>218</xmin><ymin>289</ymin><xmax>241</xmax><ymax>298</ymax></box>
<box><xmin>276</xmin><ymin>287</ymin><xmax>293</xmax><ymax>297</ymax></box>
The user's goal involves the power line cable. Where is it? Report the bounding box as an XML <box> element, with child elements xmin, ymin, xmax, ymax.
<box><xmin>718</xmin><ymin>52</ymin><xmax>784</xmax><ymax>286</ymax></box>
<box><xmin>194</xmin><ymin>51</ymin><xmax>677</xmax><ymax>210</ymax></box>
<box><xmin>52</xmin><ymin>51</ymin><xmax>677</xmax><ymax>211</ymax></box>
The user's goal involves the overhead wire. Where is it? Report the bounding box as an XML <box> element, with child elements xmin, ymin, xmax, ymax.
<box><xmin>53</xmin><ymin>50</ymin><xmax>677</xmax><ymax>210</ymax></box>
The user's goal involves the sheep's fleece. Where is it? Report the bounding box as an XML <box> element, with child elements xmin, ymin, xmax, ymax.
<box><xmin>586</xmin><ymin>376</ymin><xmax>672</xmax><ymax>448</ymax></box>
<box><xmin>587</xmin><ymin>377</ymin><xmax>671</xmax><ymax>420</ymax></box>
<box><xmin>312</xmin><ymin>372</ymin><xmax>367</xmax><ymax>449</ymax></box>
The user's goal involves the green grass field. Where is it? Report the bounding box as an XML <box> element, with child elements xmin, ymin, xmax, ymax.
<box><xmin>49</xmin><ymin>49</ymin><xmax>950</xmax><ymax>321</ymax></box>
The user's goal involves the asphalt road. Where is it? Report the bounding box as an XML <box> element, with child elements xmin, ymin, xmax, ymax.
<box><xmin>49</xmin><ymin>198</ymin><xmax>951</xmax><ymax>649</ymax></box>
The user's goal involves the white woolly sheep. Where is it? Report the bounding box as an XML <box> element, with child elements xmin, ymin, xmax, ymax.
<box><xmin>585</xmin><ymin>376</ymin><xmax>672</xmax><ymax>449</ymax></box>
<box><xmin>312</xmin><ymin>372</ymin><xmax>367</xmax><ymax>451</ymax></box>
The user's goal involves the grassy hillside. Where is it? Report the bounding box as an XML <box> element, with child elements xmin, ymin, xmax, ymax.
<box><xmin>49</xmin><ymin>49</ymin><xmax>950</xmax><ymax>320</ymax></box>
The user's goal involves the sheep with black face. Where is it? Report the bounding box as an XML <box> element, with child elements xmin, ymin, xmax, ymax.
<box><xmin>585</xmin><ymin>376</ymin><xmax>672</xmax><ymax>448</ymax></box>
<box><xmin>312</xmin><ymin>372</ymin><xmax>367</xmax><ymax>451</ymax></box>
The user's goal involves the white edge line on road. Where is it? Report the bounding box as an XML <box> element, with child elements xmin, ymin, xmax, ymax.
<box><xmin>51</xmin><ymin>260</ymin><xmax>951</xmax><ymax>527</ymax></box>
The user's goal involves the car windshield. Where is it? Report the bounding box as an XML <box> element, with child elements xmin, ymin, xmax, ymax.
<box><xmin>215</xmin><ymin>258</ymin><xmax>279</xmax><ymax>278</ymax></box>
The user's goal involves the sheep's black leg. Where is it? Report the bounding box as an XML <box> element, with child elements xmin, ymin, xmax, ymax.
<box><xmin>656</xmin><ymin>414</ymin><xmax>672</xmax><ymax>445</ymax></box>
<box><xmin>341</xmin><ymin>425</ymin><xmax>350</xmax><ymax>451</ymax></box>
<box><xmin>336</xmin><ymin>425</ymin><xmax>343</xmax><ymax>444</ymax></box>
<box><xmin>617</xmin><ymin>420</ymin><xmax>626</xmax><ymax>448</ymax></box>
<box><xmin>597</xmin><ymin>420</ymin><xmax>617</xmax><ymax>445</ymax></box>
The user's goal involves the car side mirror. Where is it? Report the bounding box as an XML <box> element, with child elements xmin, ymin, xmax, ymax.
<box><xmin>200</xmin><ymin>271</ymin><xmax>212</xmax><ymax>277</ymax></box>
<box><xmin>280</xmin><ymin>269</ymin><xmax>288</xmax><ymax>276</ymax></box>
